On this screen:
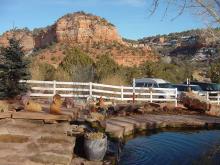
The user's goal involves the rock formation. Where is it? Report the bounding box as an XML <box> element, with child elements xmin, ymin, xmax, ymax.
<box><xmin>34</xmin><ymin>25</ymin><xmax>57</xmax><ymax>49</ymax></box>
<box><xmin>0</xmin><ymin>29</ymin><xmax>34</xmax><ymax>51</ymax></box>
<box><xmin>56</xmin><ymin>12</ymin><xmax>123</xmax><ymax>44</ymax></box>
<box><xmin>0</xmin><ymin>11</ymin><xmax>157</xmax><ymax>66</ymax></box>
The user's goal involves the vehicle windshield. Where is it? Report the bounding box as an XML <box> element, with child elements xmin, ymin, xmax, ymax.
<box><xmin>191</xmin><ymin>85</ymin><xmax>202</xmax><ymax>91</ymax></box>
<box><xmin>158</xmin><ymin>83</ymin><xmax>172</xmax><ymax>88</ymax></box>
<box><xmin>216</xmin><ymin>84</ymin><xmax>220</xmax><ymax>90</ymax></box>
<box><xmin>210</xmin><ymin>84</ymin><xmax>220</xmax><ymax>91</ymax></box>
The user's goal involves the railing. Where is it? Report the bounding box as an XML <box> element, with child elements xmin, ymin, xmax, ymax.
<box><xmin>20</xmin><ymin>80</ymin><xmax>178</xmax><ymax>106</ymax></box>
<box><xmin>206</xmin><ymin>91</ymin><xmax>220</xmax><ymax>104</ymax></box>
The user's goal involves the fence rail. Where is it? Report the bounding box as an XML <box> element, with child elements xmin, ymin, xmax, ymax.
<box><xmin>20</xmin><ymin>80</ymin><xmax>178</xmax><ymax>106</ymax></box>
<box><xmin>206</xmin><ymin>92</ymin><xmax>220</xmax><ymax>105</ymax></box>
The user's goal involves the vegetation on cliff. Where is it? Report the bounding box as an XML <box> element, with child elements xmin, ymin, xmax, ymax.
<box><xmin>29</xmin><ymin>45</ymin><xmax>194</xmax><ymax>85</ymax></box>
<box><xmin>209</xmin><ymin>60</ymin><xmax>220</xmax><ymax>83</ymax></box>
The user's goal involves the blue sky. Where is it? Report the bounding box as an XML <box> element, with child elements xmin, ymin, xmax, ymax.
<box><xmin>0</xmin><ymin>0</ymin><xmax>205</xmax><ymax>39</ymax></box>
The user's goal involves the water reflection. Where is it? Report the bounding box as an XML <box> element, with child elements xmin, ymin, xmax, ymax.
<box><xmin>119</xmin><ymin>130</ymin><xmax>220</xmax><ymax>165</ymax></box>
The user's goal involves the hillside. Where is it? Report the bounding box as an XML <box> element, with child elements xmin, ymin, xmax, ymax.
<box><xmin>136</xmin><ymin>28</ymin><xmax>220</xmax><ymax>82</ymax></box>
<box><xmin>2</xmin><ymin>12</ymin><xmax>217</xmax><ymax>83</ymax></box>
<box><xmin>138</xmin><ymin>28</ymin><xmax>220</xmax><ymax>62</ymax></box>
<box><xmin>0</xmin><ymin>11</ymin><xmax>157</xmax><ymax>67</ymax></box>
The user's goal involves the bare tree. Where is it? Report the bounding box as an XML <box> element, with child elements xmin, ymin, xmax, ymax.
<box><xmin>149</xmin><ymin>0</ymin><xmax>220</xmax><ymax>24</ymax></box>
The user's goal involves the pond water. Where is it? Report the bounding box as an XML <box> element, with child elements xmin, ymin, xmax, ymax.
<box><xmin>119</xmin><ymin>130</ymin><xmax>220</xmax><ymax>165</ymax></box>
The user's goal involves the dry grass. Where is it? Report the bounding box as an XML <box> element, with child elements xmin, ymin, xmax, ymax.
<box><xmin>100</xmin><ymin>74</ymin><xmax>128</xmax><ymax>86</ymax></box>
<box><xmin>0</xmin><ymin>100</ymin><xmax>9</xmax><ymax>112</ymax></box>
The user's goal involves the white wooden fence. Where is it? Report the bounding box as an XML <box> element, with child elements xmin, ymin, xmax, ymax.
<box><xmin>206</xmin><ymin>92</ymin><xmax>220</xmax><ymax>104</ymax></box>
<box><xmin>20</xmin><ymin>80</ymin><xmax>178</xmax><ymax>106</ymax></box>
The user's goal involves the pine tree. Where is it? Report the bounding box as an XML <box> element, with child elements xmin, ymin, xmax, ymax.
<box><xmin>0</xmin><ymin>37</ymin><xmax>31</xmax><ymax>98</ymax></box>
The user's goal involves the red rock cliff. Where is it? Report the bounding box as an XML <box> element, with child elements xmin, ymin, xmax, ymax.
<box><xmin>0</xmin><ymin>30</ymin><xmax>34</xmax><ymax>51</ymax></box>
<box><xmin>0</xmin><ymin>12</ymin><xmax>124</xmax><ymax>51</ymax></box>
<box><xmin>55</xmin><ymin>12</ymin><xmax>123</xmax><ymax>44</ymax></box>
<box><xmin>34</xmin><ymin>25</ymin><xmax>57</xmax><ymax>49</ymax></box>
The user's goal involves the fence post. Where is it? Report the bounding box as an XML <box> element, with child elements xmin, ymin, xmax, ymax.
<box><xmin>175</xmin><ymin>88</ymin><xmax>178</xmax><ymax>107</ymax></box>
<box><xmin>150</xmin><ymin>90</ymin><xmax>153</xmax><ymax>103</ymax></box>
<box><xmin>218</xmin><ymin>92</ymin><xmax>220</xmax><ymax>105</ymax></box>
<box><xmin>206</xmin><ymin>92</ymin><xmax>209</xmax><ymax>101</ymax></box>
<box><xmin>53</xmin><ymin>80</ymin><xmax>56</xmax><ymax>95</ymax></box>
<box><xmin>89</xmin><ymin>82</ymin><xmax>92</xmax><ymax>97</ymax></box>
<box><xmin>121</xmin><ymin>86</ymin><xmax>124</xmax><ymax>101</ymax></box>
<box><xmin>132</xmin><ymin>78</ymin><xmax>135</xmax><ymax>103</ymax></box>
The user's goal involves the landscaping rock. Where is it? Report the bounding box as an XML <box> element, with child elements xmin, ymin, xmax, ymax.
<box><xmin>71</xmin><ymin>157</ymin><xmax>103</xmax><ymax>165</ymax></box>
<box><xmin>0</xmin><ymin>119</ymin><xmax>75</xmax><ymax>165</ymax></box>
<box><xmin>182</xmin><ymin>92</ymin><xmax>211</xmax><ymax>111</ymax></box>
<box><xmin>206</xmin><ymin>104</ymin><xmax>220</xmax><ymax>117</ymax></box>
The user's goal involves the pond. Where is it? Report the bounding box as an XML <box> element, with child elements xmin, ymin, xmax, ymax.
<box><xmin>119</xmin><ymin>129</ymin><xmax>220</xmax><ymax>165</ymax></box>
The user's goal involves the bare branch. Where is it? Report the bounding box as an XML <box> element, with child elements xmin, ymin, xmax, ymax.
<box><xmin>171</xmin><ymin>0</ymin><xmax>187</xmax><ymax>21</ymax></box>
<box><xmin>149</xmin><ymin>0</ymin><xmax>159</xmax><ymax>16</ymax></box>
<box><xmin>149</xmin><ymin>0</ymin><xmax>220</xmax><ymax>24</ymax></box>
<box><xmin>195</xmin><ymin>0</ymin><xmax>220</xmax><ymax>23</ymax></box>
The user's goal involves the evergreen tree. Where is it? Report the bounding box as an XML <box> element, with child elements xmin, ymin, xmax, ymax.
<box><xmin>0</xmin><ymin>37</ymin><xmax>30</xmax><ymax>98</ymax></box>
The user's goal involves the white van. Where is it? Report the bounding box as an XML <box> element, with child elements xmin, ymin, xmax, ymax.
<box><xmin>134</xmin><ymin>78</ymin><xmax>175</xmax><ymax>99</ymax></box>
<box><xmin>134</xmin><ymin>78</ymin><xmax>172</xmax><ymax>88</ymax></box>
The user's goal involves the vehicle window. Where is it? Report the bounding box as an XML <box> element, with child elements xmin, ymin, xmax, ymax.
<box><xmin>136</xmin><ymin>83</ymin><xmax>144</xmax><ymax>87</ymax></box>
<box><xmin>152</xmin><ymin>83</ymin><xmax>158</xmax><ymax>88</ymax></box>
<box><xmin>211</xmin><ymin>84</ymin><xmax>219</xmax><ymax>91</ymax></box>
<box><xmin>173</xmin><ymin>85</ymin><xmax>184</xmax><ymax>91</ymax></box>
<box><xmin>175</xmin><ymin>86</ymin><xmax>181</xmax><ymax>91</ymax></box>
<box><xmin>216</xmin><ymin>84</ymin><xmax>220</xmax><ymax>91</ymax></box>
<box><xmin>198</xmin><ymin>84</ymin><xmax>207</xmax><ymax>91</ymax></box>
<box><xmin>182</xmin><ymin>86</ymin><xmax>188</xmax><ymax>91</ymax></box>
<box><xmin>191</xmin><ymin>85</ymin><xmax>202</xmax><ymax>91</ymax></box>
<box><xmin>159</xmin><ymin>83</ymin><xmax>172</xmax><ymax>88</ymax></box>
<box><xmin>145</xmin><ymin>83</ymin><xmax>152</xmax><ymax>87</ymax></box>
<box><xmin>189</xmin><ymin>82</ymin><xmax>217</xmax><ymax>91</ymax></box>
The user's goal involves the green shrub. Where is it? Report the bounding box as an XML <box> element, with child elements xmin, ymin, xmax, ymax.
<box><xmin>30</xmin><ymin>58</ymin><xmax>55</xmax><ymax>81</ymax></box>
<box><xmin>59</xmin><ymin>47</ymin><xmax>95</xmax><ymax>82</ymax></box>
<box><xmin>95</xmin><ymin>54</ymin><xmax>119</xmax><ymax>81</ymax></box>
<box><xmin>100</xmin><ymin>74</ymin><xmax>128</xmax><ymax>86</ymax></box>
<box><xmin>209</xmin><ymin>61</ymin><xmax>220</xmax><ymax>83</ymax></box>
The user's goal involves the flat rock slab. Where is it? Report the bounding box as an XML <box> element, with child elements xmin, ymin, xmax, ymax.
<box><xmin>71</xmin><ymin>157</ymin><xmax>103</xmax><ymax>165</ymax></box>
<box><xmin>116</xmin><ymin>117</ymin><xmax>146</xmax><ymax>130</ymax></box>
<box><xmin>105</xmin><ymin>114</ymin><xmax>220</xmax><ymax>138</ymax></box>
<box><xmin>12</xmin><ymin>111</ymin><xmax>72</xmax><ymax>121</ymax></box>
<box><xmin>0</xmin><ymin>119</ymin><xmax>75</xmax><ymax>165</ymax></box>
<box><xmin>105</xmin><ymin>121</ymin><xmax>125</xmax><ymax>138</ymax></box>
<box><xmin>0</xmin><ymin>112</ymin><xmax>12</xmax><ymax>119</ymax></box>
<box><xmin>108</xmin><ymin>118</ymin><xmax>135</xmax><ymax>136</ymax></box>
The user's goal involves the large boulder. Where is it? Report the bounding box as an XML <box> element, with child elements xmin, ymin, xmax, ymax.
<box><xmin>182</xmin><ymin>92</ymin><xmax>211</xmax><ymax>111</ymax></box>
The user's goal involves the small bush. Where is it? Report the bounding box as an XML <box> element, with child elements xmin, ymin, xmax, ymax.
<box><xmin>100</xmin><ymin>74</ymin><xmax>128</xmax><ymax>86</ymax></box>
<box><xmin>30</xmin><ymin>58</ymin><xmax>55</xmax><ymax>80</ymax></box>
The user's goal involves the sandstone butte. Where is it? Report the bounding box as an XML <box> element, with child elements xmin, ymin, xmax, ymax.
<box><xmin>0</xmin><ymin>12</ymin><xmax>158</xmax><ymax>67</ymax></box>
